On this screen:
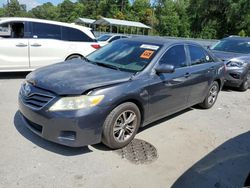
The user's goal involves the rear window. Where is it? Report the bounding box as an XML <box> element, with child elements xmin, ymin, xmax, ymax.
<box><xmin>32</xmin><ymin>22</ymin><xmax>61</xmax><ymax>40</ymax></box>
<box><xmin>87</xmin><ymin>40</ymin><xmax>162</xmax><ymax>72</ymax></box>
<box><xmin>97</xmin><ymin>35</ymin><xmax>112</xmax><ymax>41</ymax></box>
<box><xmin>212</xmin><ymin>39</ymin><xmax>250</xmax><ymax>54</ymax></box>
<box><xmin>61</xmin><ymin>26</ymin><xmax>94</xmax><ymax>42</ymax></box>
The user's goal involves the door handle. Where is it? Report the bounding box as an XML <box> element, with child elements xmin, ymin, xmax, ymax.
<box><xmin>16</xmin><ymin>43</ymin><xmax>28</xmax><ymax>47</ymax></box>
<box><xmin>31</xmin><ymin>43</ymin><xmax>42</xmax><ymax>47</ymax></box>
<box><xmin>209</xmin><ymin>66</ymin><xmax>215</xmax><ymax>70</ymax></box>
<box><xmin>208</xmin><ymin>66</ymin><xmax>215</xmax><ymax>73</ymax></box>
<box><xmin>184</xmin><ymin>72</ymin><xmax>191</xmax><ymax>78</ymax></box>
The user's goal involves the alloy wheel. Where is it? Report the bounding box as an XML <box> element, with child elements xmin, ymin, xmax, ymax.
<box><xmin>208</xmin><ymin>85</ymin><xmax>218</xmax><ymax>106</ymax></box>
<box><xmin>113</xmin><ymin>110</ymin><xmax>137</xmax><ymax>142</ymax></box>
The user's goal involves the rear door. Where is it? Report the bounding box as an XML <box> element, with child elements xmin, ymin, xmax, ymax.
<box><xmin>186</xmin><ymin>44</ymin><xmax>216</xmax><ymax>105</ymax></box>
<box><xmin>0</xmin><ymin>21</ymin><xmax>29</xmax><ymax>70</ymax></box>
<box><xmin>29</xmin><ymin>22</ymin><xmax>67</xmax><ymax>68</ymax></box>
<box><xmin>147</xmin><ymin>44</ymin><xmax>192</xmax><ymax>120</ymax></box>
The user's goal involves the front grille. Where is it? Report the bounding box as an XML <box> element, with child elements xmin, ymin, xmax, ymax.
<box><xmin>20</xmin><ymin>83</ymin><xmax>55</xmax><ymax>109</ymax></box>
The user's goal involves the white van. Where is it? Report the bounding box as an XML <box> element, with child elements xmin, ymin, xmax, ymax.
<box><xmin>0</xmin><ymin>17</ymin><xmax>100</xmax><ymax>72</ymax></box>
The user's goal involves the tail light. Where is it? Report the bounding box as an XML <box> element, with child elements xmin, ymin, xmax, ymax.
<box><xmin>91</xmin><ymin>44</ymin><xmax>101</xmax><ymax>49</ymax></box>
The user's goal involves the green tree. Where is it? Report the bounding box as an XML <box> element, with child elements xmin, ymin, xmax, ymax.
<box><xmin>238</xmin><ymin>29</ymin><xmax>246</xmax><ymax>37</ymax></box>
<box><xmin>174</xmin><ymin>0</ymin><xmax>190</xmax><ymax>37</ymax></box>
<box><xmin>5</xmin><ymin>0</ymin><xmax>27</xmax><ymax>17</ymax></box>
<box><xmin>0</xmin><ymin>8</ymin><xmax>5</xmax><ymax>17</ymax></box>
<box><xmin>58</xmin><ymin>0</ymin><xmax>76</xmax><ymax>22</ymax></box>
<box><xmin>78</xmin><ymin>0</ymin><xmax>99</xmax><ymax>19</ymax></box>
<box><xmin>131</xmin><ymin>0</ymin><xmax>153</xmax><ymax>25</ymax></box>
<box><xmin>30</xmin><ymin>2</ymin><xmax>59</xmax><ymax>21</ymax></box>
<box><xmin>187</xmin><ymin>0</ymin><xmax>250</xmax><ymax>38</ymax></box>
<box><xmin>155</xmin><ymin>0</ymin><xmax>180</xmax><ymax>36</ymax></box>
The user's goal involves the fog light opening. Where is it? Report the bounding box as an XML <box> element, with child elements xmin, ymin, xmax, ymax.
<box><xmin>58</xmin><ymin>131</ymin><xmax>76</xmax><ymax>141</ymax></box>
<box><xmin>229</xmin><ymin>73</ymin><xmax>240</xmax><ymax>79</ymax></box>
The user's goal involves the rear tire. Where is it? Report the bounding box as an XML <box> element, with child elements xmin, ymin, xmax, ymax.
<box><xmin>66</xmin><ymin>54</ymin><xmax>83</xmax><ymax>61</ymax></box>
<box><xmin>102</xmin><ymin>102</ymin><xmax>141</xmax><ymax>149</ymax></box>
<box><xmin>238</xmin><ymin>71</ymin><xmax>250</xmax><ymax>92</ymax></box>
<box><xmin>199</xmin><ymin>81</ymin><xmax>219</xmax><ymax>109</ymax></box>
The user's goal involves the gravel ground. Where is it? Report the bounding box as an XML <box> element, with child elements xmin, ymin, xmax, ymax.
<box><xmin>0</xmin><ymin>73</ymin><xmax>249</xmax><ymax>188</ymax></box>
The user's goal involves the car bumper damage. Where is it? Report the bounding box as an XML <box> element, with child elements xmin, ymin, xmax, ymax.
<box><xmin>224</xmin><ymin>67</ymin><xmax>248</xmax><ymax>87</ymax></box>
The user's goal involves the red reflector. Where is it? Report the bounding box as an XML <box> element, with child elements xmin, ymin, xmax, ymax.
<box><xmin>91</xmin><ymin>44</ymin><xmax>101</xmax><ymax>49</ymax></box>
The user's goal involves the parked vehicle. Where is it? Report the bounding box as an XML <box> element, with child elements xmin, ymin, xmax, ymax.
<box><xmin>18</xmin><ymin>37</ymin><xmax>225</xmax><ymax>149</ymax></box>
<box><xmin>97</xmin><ymin>34</ymin><xmax>128</xmax><ymax>47</ymax></box>
<box><xmin>211</xmin><ymin>36</ymin><xmax>250</xmax><ymax>91</ymax></box>
<box><xmin>0</xmin><ymin>17</ymin><xmax>100</xmax><ymax>72</ymax></box>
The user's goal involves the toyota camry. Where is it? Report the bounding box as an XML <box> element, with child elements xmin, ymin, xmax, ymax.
<box><xmin>18</xmin><ymin>37</ymin><xmax>225</xmax><ymax>149</ymax></box>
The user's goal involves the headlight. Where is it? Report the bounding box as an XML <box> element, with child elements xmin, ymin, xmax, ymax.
<box><xmin>226</xmin><ymin>61</ymin><xmax>244</xmax><ymax>67</ymax></box>
<box><xmin>49</xmin><ymin>95</ymin><xmax>104</xmax><ymax>111</ymax></box>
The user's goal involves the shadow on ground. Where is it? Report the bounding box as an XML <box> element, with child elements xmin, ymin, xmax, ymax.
<box><xmin>92</xmin><ymin>108</ymin><xmax>194</xmax><ymax>151</ymax></box>
<box><xmin>222</xmin><ymin>86</ymin><xmax>242</xmax><ymax>92</ymax></box>
<box><xmin>14</xmin><ymin>112</ymin><xmax>92</xmax><ymax>156</ymax></box>
<box><xmin>0</xmin><ymin>72</ymin><xmax>30</xmax><ymax>79</ymax></box>
<box><xmin>171</xmin><ymin>131</ymin><xmax>250</xmax><ymax>188</ymax></box>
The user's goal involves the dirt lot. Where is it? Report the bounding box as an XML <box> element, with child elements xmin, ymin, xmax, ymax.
<box><xmin>0</xmin><ymin>73</ymin><xmax>249</xmax><ymax>188</ymax></box>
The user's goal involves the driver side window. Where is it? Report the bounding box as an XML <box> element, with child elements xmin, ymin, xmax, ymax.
<box><xmin>159</xmin><ymin>45</ymin><xmax>187</xmax><ymax>68</ymax></box>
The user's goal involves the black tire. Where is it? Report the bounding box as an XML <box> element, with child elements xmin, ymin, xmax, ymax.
<box><xmin>238</xmin><ymin>71</ymin><xmax>250</xmax><ymax>92</ymax></box>
<box><xmin>199</xmin><ymin>81</ymin><xmax>219</xmax><ymax>109</ymax></box>
<box><xmin>102</xmin><ymin>102</ymin><xmax>141</xmax><ymax>149</ymax></box>
<box><xmin>66</xmin><ymin>54</ymin><xmax>83</xmax><ymax>61</ymax></box>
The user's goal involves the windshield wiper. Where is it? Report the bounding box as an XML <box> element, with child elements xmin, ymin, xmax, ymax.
<box><xmin>84</xmin><ymin>58</ymin><xmax>121</xmax><ymax>71</ymax></box>
<box><xmin>95</xmin><ymin>62</ymin><xmax>121</xmax><ymax>71</ymax></box>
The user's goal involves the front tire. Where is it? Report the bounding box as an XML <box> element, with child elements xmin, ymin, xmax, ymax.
<box><xmin>102</xmin><ymin>102</ymin><xmax>141</xmax><ymax>149</ymax></box>
<box><xmin>199</xmin><ymin>81</ymin><xmax>219</xmax><ymax>109</ymax></box>
<box><xmin>238</xmin><ymin>71</ymin><xmax>250</xmax><ymax>91</ymax></box>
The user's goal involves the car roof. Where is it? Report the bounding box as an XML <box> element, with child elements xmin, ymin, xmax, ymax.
<box><xmin>224</xmin><ymin>36</ymin><xmax>250</xmax><ymax>41</ymax></box>
<box><xmin>0</xmin><ymin>17</ymin><xmax>96</xmax><ymax>39</ymax></box>
<box><xmin>126</xmin><ymin>36</ymin><xmax>202</xmax><ymax>47</ymax></box>
<box><xmin>99</xmin><ymin>34</ymin><xmax>127</xmax><ymax>37</ymax></box>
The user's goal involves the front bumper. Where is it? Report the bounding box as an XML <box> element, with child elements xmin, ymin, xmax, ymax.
<box><xmin>18</xmin><ymin>93</ymin><xmax>109</xmax><ymax>147</ymax></box>
<box><xmin>224</xmin><ymin>67</ymin><xmax>248</xmax><ymax>87</ymax></box>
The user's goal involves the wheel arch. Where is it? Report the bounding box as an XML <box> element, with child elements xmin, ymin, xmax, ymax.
<box><xmin>214</xmin><ymin>79</ymin><xmax>222</xmax><ymax>90</ymax></box>
<box><xmin>114</xmin><ymin>98</ymin><xmax>145</xmax><ymax>127</ymax></box>
<box><xmin>65</xmin><ymin>53</ymin><xmax>83</xmax><ymax>61</ymax></box>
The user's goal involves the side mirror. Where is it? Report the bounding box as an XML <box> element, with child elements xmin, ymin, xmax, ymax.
<box><xmin>207</xmin><ymin>45</ymin><xmax>211</xmax><ymax>50</ymax></box>
<box><xmin>155</xmin><ymin>64</ymin><xmax>175</xmax><ymax>74</ymax></box>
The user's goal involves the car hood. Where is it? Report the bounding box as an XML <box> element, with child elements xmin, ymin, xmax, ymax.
<box><xmin>211</xmin><ymin>50</ymin><xmax>250</xmax><ymax>62</ymax></box>
<box><xmin>26</xmin><ymin>59</ymin><xmax>133</xmax><ymax>95</ymax></box>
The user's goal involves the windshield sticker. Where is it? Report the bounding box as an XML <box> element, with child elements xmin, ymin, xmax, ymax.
<box><xmin>140</xmin><ymin>44</ymin><xmax>159</xmax><ymax>50</ymax></box>
<box><xmin>140</xmin><ymin>50</ymin><xmax>155</xmax><ymax>59</ymax></box>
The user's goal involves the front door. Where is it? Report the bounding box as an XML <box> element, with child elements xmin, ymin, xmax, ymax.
<box><xmin>0</xmin><ymin>22</ymin><xmax>29</xmax><ymax>70</ymax></box>
<box><xmin>29</xmin><ymin>22</ymin><xmax>65</xmax><ymax>68</ymax></box>
<box><xmin>147</xmin><ymin>45</ymin><xmax>192</xmax><ymax>121</ymax></box>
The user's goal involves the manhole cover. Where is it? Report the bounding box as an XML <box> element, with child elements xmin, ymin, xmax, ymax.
<box><xmin>115</xmin><ymin>139</ymin><xmax>158</xmax><ymax>164</ymax></box>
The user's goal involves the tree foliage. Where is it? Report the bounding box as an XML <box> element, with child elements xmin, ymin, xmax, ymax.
<box><xmin>0</xmin><ymin>0</ymin><xmax>250</xmax><ymax>39</ymax></box>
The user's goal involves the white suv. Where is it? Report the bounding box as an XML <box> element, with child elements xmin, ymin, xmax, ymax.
<box><xmin>0</xmin><ymin>17</ymin><xmax>100</xmax><ymax>72</ymax></box>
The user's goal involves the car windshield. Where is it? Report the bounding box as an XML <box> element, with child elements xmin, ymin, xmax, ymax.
<box><xmin>212</xmin><ymin>39</ymin><xmax>250</xmax><ymax>54</ymax></box>
<box><xmin>97</xmin><ymin>35</ymin><xmax>112</xmax><ymax>41</ymax></box>
<box><xmin>86</xmin><ymin>40</ymin><xmax>162</xmax><ymax>73</ymax></box>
